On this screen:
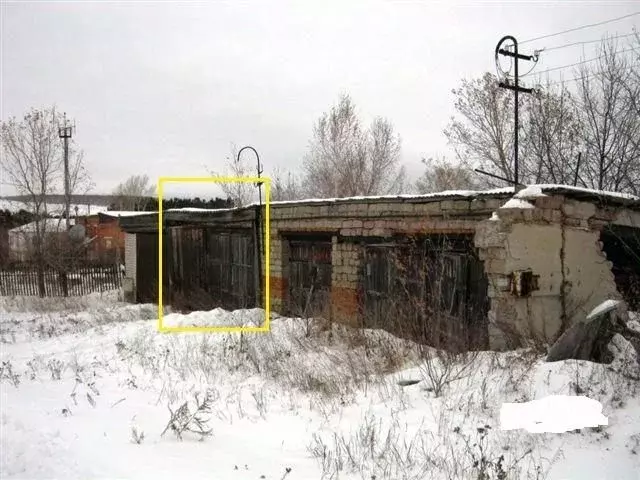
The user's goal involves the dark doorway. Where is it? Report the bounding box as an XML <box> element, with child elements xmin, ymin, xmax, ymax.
<box><xmin>287</xmin><ymin>236</ymin><xmax>332</xmax><ymax>317</ymax></box>
<box><xmin>600</xmin><ymin>225</ymin><xmax>640</xmax><ymax>311</ymax></box>
<box><xmin>136</xmin><ymin>232</ymin><xmax>160</xmax><ymax>304</ymax></box>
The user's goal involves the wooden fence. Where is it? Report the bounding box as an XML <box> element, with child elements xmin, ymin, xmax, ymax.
<box><xmin>0</xmin><ymin>264</ymin><xmax>122</xmax><ymax>297</ymax></box>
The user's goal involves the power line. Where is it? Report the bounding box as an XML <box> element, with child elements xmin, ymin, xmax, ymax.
<box><xmin>537</xmin><ymin>32</ymin><xmax>636</xmax><ymax>53</ymax></box>
<box><xmin>528</xmin><ymin>46</ymin><xmax>639</xmax><ymax>78</ymax></box>
<box><xmin>520</xmin><ymin>11</ymin><xmax>640</xmax><ymax>45</ymax></box>
<box><xmin>545</xmin><ymin>71</ymin><xmax>599</xmax><ymax>87</ymax></box>
<box><xmin>543</xmin><ymin>64</ymin><xmax>636</xmax><ymax>87</ymax></box>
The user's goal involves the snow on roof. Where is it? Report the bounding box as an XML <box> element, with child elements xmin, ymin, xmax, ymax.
<box><xmin>500</xmin><ymin>198</ymin><xmax>536</xmax><ymax>210</ymax></box>
<box><xmin>114</xmin><ymin>188</ymin><xmax>516</xmax><ymax>218</ymax></box>
<box><xmin>515</xmin><ymin>184</ymin><xmax>640</xmax><ymax>203</ymax></box>
<box><xmin>0</xmin><ymin>199</ymin><xmax>109</xmax><ymax>216</ymax></box>
<box><xmin>268</xmin><ymin>187</ymin><xmax>515</xmax><ymax>206</ymax></box>
<box><xmin>167</xmin><ymin>207</ymin><xmax>233</xmax><ymax>212</ymax></box>
<box><xmin>114</xmin><ymin>184</ymin><xmax>640</xmax><ymax>224</ymax></box>
<box><xmin>100</xmin><ymin>211</ymin><xmax>155</xmax><ymax>218</ymax></box>
<box><xmin>9</xmin><ymin>218</ymin><xmax>76</xmax><ymax>234</ymax></box>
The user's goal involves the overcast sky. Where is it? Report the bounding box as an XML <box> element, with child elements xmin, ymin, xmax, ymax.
<box><xmin>1</xmin><ymin>0</ymin><xmax>638</xmax><ymax>199</ymax></box>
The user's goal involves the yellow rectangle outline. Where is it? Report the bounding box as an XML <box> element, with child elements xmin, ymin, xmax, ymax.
<box><xmin>157</xmin><ymin>176</ymin><xmax>271</xmax><ymax>333</ymax></box>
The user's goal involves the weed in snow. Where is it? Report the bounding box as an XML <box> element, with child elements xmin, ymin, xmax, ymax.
<box><xmin>0</xmin><ymin>360</ymin><xmax>20</xmax><ymax>387</ymax></box>
<box><xmin>3</xmin><ymin>298</ymin><xmax>638</xmax><ymax>478</ymax></box>
<box><xmin>161</xmin><ymin>389</ymin><xmax>216</xmax><ymax>441</ymax></box>
<box><xmin>130</xmin><ymin>425</ymin><xmax>145</xmax><ymax>444</ymax></box>
<box><xmin>47</xmin><ymin>358</ymin><xmax>64</xmax><ymax>380</ymax></box>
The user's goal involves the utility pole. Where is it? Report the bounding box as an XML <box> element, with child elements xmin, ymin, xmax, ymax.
<box><xmin>495</xmin><ymin>36</ymin><xmax>536</xmax><ymax>190</ymax></box>
<box><xmin>58</xmin><ymin>113</ymin><xmax>73</xmax><ymax>230</ymax></box>
<box><xmin>58</xmin><ymin>113</ymin><xmax>73</xmax><ymax>297</ymax></box>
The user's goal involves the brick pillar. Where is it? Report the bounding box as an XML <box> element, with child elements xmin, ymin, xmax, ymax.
<box><xmin>269</xmin><ymin>233</ymin><xmax>289</xmax><ymax>314</ymax></box>
<box><xmin>330</xmin><ymin>237</ymin><xmax>361</xmax><ymax>326</ymax></box>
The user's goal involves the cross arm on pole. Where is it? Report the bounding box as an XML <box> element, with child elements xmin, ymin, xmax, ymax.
<box><xmin>497</xmin><ymin>49</ymin><xmax>535</xmax><ymax>61</ymax></box>
<box><xmin>498</xmin><ymin>82</ymin><xmax>535</xmax><ymax>94</ymax></box>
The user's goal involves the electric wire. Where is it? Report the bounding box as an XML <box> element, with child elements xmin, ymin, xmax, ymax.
<box><xmin>529</xmin><ymin>46</ymin><xmax>639</xmax><ymax>79</ymax></box>
<box><xmin>542</xmin><ymin>64</ymin><xmax>636</xmax><ymax>87</ymax></box>
<box><xmin>536</xmin><ymin>32</ymin><xmax>636</xmax><ymax>53</ymax></box>
<box><xmin>520</xmin><ymin>12</ymin><xmax>640</xmax><ymax>45</ymax></box>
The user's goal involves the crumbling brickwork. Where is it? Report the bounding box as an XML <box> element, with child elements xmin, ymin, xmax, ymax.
<box><xmin>268</xmin><ymin>196</ymin><xmax>505</xmax><ymax>326</ymax></box>
<box><xmin>118</xmin><ymin>186</ymin><xmax>639</xmax><ymax>353</ymax></box>
<box><xmin>475</xmin><ymin>193</ymin><xmax>640</xmax><ymax>350</ymax></box>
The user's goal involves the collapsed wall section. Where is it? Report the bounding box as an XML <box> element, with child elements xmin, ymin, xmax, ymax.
<box><xmin>475</xmin><ymin>192</ymin><xmax>640</xmax><ymax>350</ymax></box>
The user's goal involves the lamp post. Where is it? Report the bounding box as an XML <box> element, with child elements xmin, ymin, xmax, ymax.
<box><xmin>237</xmin><ymin>146</ymin><xmax>264</xmax><ymax>307</ymax></box>
<box><xmin>237</xmin><ymin>146</ymin><xmax>264</xmax><ymax>206</ymax></box>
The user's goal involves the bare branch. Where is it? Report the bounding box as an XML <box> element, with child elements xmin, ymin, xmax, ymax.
<box><xmin>302</xmin><ymin>95</ymin><xmax>405</xmax><ymax>198</ymax></box>
<box><xmin>112</xmin><ymin>175</ymin><xmax>155</xmax><ymax>211</ymax></box>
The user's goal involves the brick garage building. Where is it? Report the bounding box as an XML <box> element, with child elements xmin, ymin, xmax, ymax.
<box><xmin>117</xmin><ymin>186</ymin><xmax>640</xmax><ymax>351</ymax></box>
<box><xmin>77</xmin><ymin>212</ymin><xmax>143</xmax><ymax>264</ymax></box>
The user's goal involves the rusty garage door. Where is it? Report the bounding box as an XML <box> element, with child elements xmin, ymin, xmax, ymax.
<box><xmin>287</xmin><ymin>236</ymin><xmax>332</xmax><ymax>317</ymax></box>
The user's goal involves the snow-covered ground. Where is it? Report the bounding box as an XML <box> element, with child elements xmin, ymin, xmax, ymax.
<box><xmin>1</xmin><ymin>294</ymin><xmax>639</xmax><ymax>479</ymax></box>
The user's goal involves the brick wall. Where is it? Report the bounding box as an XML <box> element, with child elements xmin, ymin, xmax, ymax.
<box><xmin>80</xmin><ymin>215</ymin><xmax>126</xmax><ymax>263</ymax></box>
<box><xmin>268</xmin><ymin>196</ymin><xmax>506</xmax><ymax>325</ymax></box>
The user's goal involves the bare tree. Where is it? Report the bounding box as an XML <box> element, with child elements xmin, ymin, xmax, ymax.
<box><xmin>415</xmin><ymin>157</ymin><xmax>479</xmax><ymax>194</ymax></box>
<box><xmin>575</xmin><ymin>38</ymin><xmax>640</xmax><ymax>194</ymax></box>
<box><xmin>210</xmin><ymin>143</ymin><xmax>256</xmax><ymax>207</ymax></box>
<box><xmin>112</xmin><ymin>174</ymin><xmax>155</xmax><ymax>211</ymax></box>
<box><xmin>624</xmin><ymin>31</ymin><xmax>640</xmax><ymax>117</ymax></box>
<box><xmin>444</xmin><ymin>73</ymin><xmax>514</xmax><ymax>186</ymax></box>
<box><xmin>1</xmin><ymin>107</ymin><xmax>90</xmax><ymax>295</ymax></box>
<box><xmin>302</xmin><ymin>95</ymin><xmax>405</xmax><ymax>198</ymax></box>
<box><xmin>445</xmin><ymin>54</ymin><xmax>639</xmax><ymax>194</ymax></box>
<box><xmin>522</xmin><ymin>81</ymin><xmax>582</xmax><ymax>185</ymax></box>
<box><xmin>271</xmin><ymin>166</ymin><xmax>302</xmax><ymax>201</ymax></box>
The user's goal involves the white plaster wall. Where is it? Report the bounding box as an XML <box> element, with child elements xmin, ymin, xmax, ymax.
<box><xmin>563</xmin><ymin>228</ymin><xmax>621</xmax><ymax>322</ymax></box>
<box><xmin>502</xmin><ymin>223</ymin><xmax>565</xmax><ymax>343</ymax></box>
<box><xmin>485</xmin><ymin>219</ymin><xmax>623</xmax><ymax>347</ymax></box>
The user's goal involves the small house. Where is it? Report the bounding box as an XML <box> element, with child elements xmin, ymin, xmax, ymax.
<box><xmin>8</xmin><ymin>218</ymin><xmax>75</xmax><ymax>263</ymax></box>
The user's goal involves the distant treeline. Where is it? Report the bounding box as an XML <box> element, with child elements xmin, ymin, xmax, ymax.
<box><xmin>0</xmin><ymin>197</ymin><xmax>235</xmax><ymax>229</ymax></box>
<box><xmin>108</xmin><ymin>196</ymin><xmax>235</xmax><ymax>211</ymax></box>
<box><xmin>0</xmin><ymin>209</ymin><xmax>35</xmax><ymax>229</ymax></box>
